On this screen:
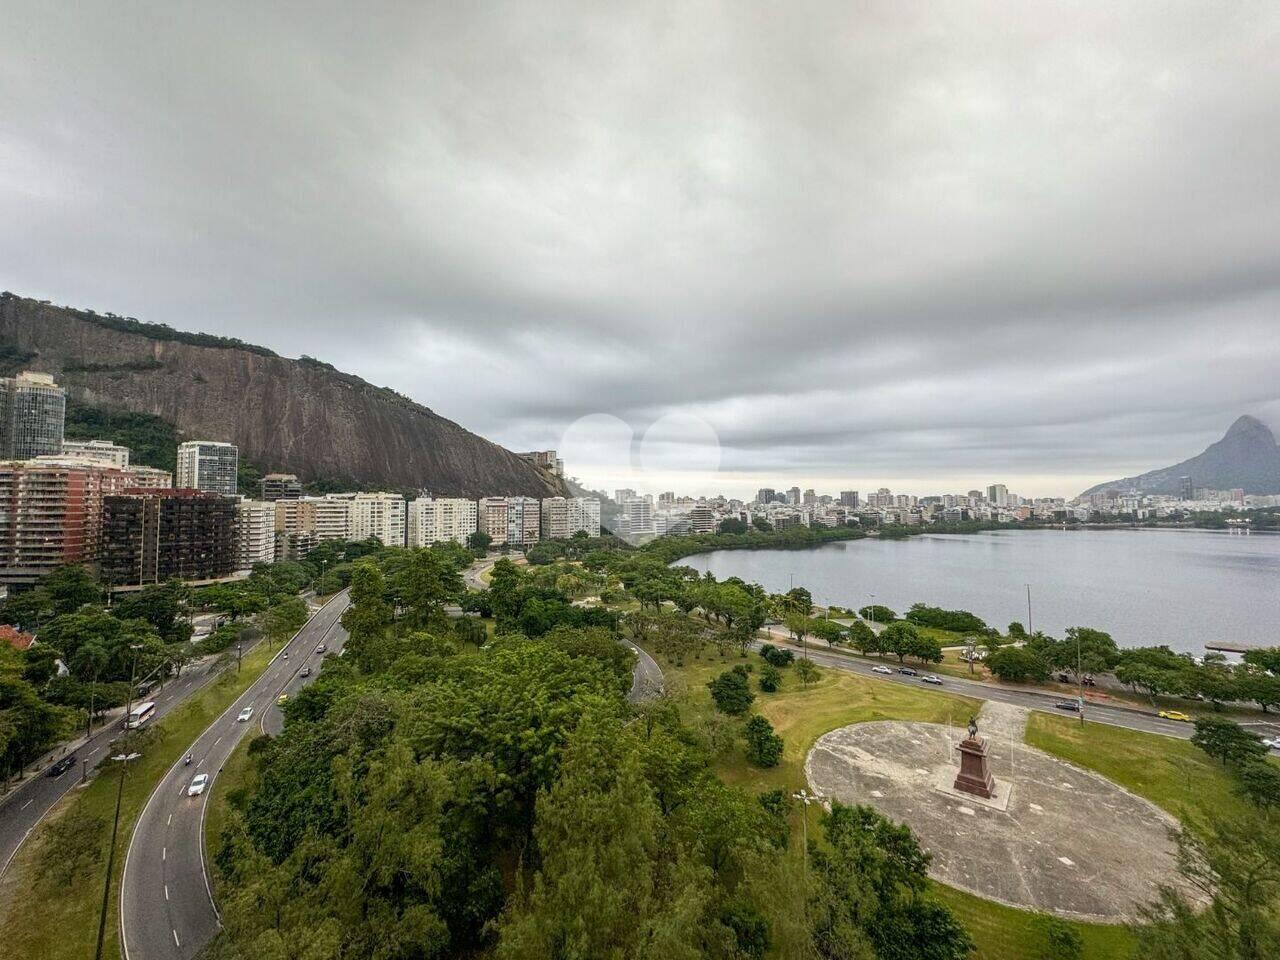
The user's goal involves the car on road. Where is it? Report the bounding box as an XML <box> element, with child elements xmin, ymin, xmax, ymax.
<box><xmin>277</xmin><ymin>693</ymin><xmax>289</xmax><ymax>705</ymax></box>
<box><xmin>872</xmin><ymin>665</ymin><xmax>893</xmax><ymax>675</ymax></box>
<box><xmin>47</xmin><ymin>755</ymin><xmax>76</xmax><ymax>777</ymax></box>
<box><xmin>187</xmin><ymin>773</ymin><xmax>209</xmax><ymax>797</ymax></box>
<box><xmin>237</xmin><ymin>707</ymin><xmax>254</xmax><ymax>722</ymax></box>
<box><xmin>1262</xmin><ymin>738</ymin><xmax>1279</xmax><ymax>752</ymax></box>
<box><xmin>1054</xmin><ymin>699</ymin><xmax>1081</xmax><ymax>712</ymax></box>
<box><xmin>1159</xmin><ymin>710</ymin><xmax>1192</xmax><ymax>722</ymax></box>
<box><xmin>898</xmin><ymin>667</ymin><xmax>918</xmax><ymax>676</ymax></box>
<box><xmin>316</xmin><ymin>644</ymin><xmax>327</xmax><ymax>655</ymax></box>
<box><xmin>921</xmin><ymin>675</ymin><xmax>943</xmax><ymax>685</ymax></box>
<box><xmin>300</xmin><ymin>666</ymin><xmax>311</xmax><ymax>678</ymax></box>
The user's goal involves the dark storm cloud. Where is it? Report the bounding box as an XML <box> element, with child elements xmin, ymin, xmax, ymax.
<box><xmin>2</xmin><ymin>1</ymin><xmax>1279</xmax><ymax>496</ymax></box>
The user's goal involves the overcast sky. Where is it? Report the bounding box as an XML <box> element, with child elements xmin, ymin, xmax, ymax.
<box><xmin>3</xmin><ymin>2</ymin><xmax>1279</xmax><ymax>498</ymax></box>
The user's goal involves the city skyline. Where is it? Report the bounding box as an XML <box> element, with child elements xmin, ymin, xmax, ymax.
<box><xmin>4</xmin><ymin>4</ymin><xmax>1280</xmax><ymax>501</ymax></box>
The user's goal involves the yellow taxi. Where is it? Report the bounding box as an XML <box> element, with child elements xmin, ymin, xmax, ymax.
<box><xmin>1158</xmin><ymin>710</ymin><xmax>1191</xmax><ymax>722</ymax></box>
<box><xmin>277</xmin><ymin>693</ymin><xmax>289</xmax><ymax>705</ymax></box>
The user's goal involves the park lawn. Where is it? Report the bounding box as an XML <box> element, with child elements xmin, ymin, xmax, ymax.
<box><xmin>0</xmin><ymin>640</ymin><xmax>277</xmax><ymax>960</ymax></box>
<box><xmin>934</xmin><ymin>883</ymin><xmax>1136</xmax><ymax>960</ymax></box>
<box><xmin>654</xmin><ymin>649</ymin><xmax>980</xmax><ymax>797</ymax></box>
<box><xmin>1025</xmin><ymin>711</ymin><xmax>1256</xmax><ymax>821</ymax></box>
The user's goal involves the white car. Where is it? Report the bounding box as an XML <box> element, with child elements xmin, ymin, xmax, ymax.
<box><xmin>237</xmin><ymin>707</ymin><xmax>254</xmax><ymax>722</ymax></box>
<box><xmin>1264</xmin><ymin>738</ymin><xmax>1280</xmax><ymax>753</ymax></box>
<box><xmin>922</xmin><ymin>675</ymin><xmax>944</xmax><ymax>685</ymax></box>
<box><xmin>187</xmin><ymin>773</ymin><xmax>209</xmax><ymax>797</ymax></box>
<box><xmin>872</xmin><ymin>665</ymin><xmax>893</xmax><ymax>675</ymax></box>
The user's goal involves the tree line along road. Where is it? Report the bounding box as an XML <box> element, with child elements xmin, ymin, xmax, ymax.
<box><xmin>119</xmin><ymin>590</ymin><xmax>351</xmax><ymax>960</ymax></box>
<box><xmin>0</xmin><ymin>610</ymin><xmax>294</xmax><ymax>883</ymax></box>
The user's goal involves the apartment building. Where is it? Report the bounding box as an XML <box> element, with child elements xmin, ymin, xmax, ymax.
<box><xmin>408</xmin><ymin>497</ymin><xmax>477</xmax><ymax>547</ymax></box>
<box><xmin>0</xmin><ymin>461</ymin><xmax>131</xmax><ymax>585</ymax></box>
<box><xmin>176</xmin><ymin>441</ymin><xmax>239</xmax><ymax>496</ymax></box>
<box><xmin>236</xmin><ymin>498</ymin><xmax>276</xmax><ymax>568</ymax></box>
<box><xmin>311</xmin><ymin>496</ymin><xmax>352</xmax><ymax>542</ymax></box>
<box><xmin>58</xmin><ymin>439</ymin><xmax>130</xmax><ymax>469</ymax></box>
<box><xmin>540</xmin><ymin>496</ymin><xmax>601</xmax><ymax>540</ymax></box>
<box><xmin>477</xmin><ymin>497</ymin><xmax>509</xmax><ymax>545</ymax></box>
<box><xmin>349</xmin><ymin>492</ymin><xmax>406</xmax><ymax>546</ymax></box>
<box><xmin>259</xmin><ymin>473</ymin><xmax>304</xmax><ymax>501</ymax></box>
<box><xmin>124</xmin><ymin>465</ymin><xmax>172</xmax><ymax>488</ymax></box>
<box><xmin>100</xmin><ymin>489</ymin><xmax>238</xmax><ymax>587</ymax></box>
<box><xmin>0</xmin><ymin>372</ymin><xmax>66</xmax><ymax>460</ymax></box>
<box><xmin>274</xmin><ymin>497</ymin><xmax>319</xmax><ymax>559</ymax></box>
<box><xmin>689</xmin><ymin>505</ymin><xmax>716</xmax><ymax>533</ymax></box>
<box><xmin>504</xmin><ymin>496</ymin><xmax>541</xmax><ymax>548</ymax></box>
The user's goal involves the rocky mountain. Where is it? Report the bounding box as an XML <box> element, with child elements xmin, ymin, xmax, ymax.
<box><xmin>0</xmin><ymin>292</ymin><xmax>565</xmax><ymax>498</ymax></box>
<box><xmin>1080</xmin><ymin>415</ymin><xmax>1280</xmax><ymax>498</ymax></box>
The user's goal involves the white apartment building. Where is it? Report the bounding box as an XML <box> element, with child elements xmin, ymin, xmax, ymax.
<box><xmin>505</xmin><ymin>496</ymin><xmax>541</xmax><ymax>548</ymax></box>
<box><xmin>688</xmin><ymin>505</ymin><xmax>716</xmax><ymax>533</ymax></box>
<box><xmin>621</xmin><ymin>497</ymin><xmax>655</xmax><ymax>537</ymax></box>
<box><xmin>310</xmin><ymin>496</ymin><xmax>352</xmax><ymax>542</ymax></box>
<box><xmin>59</xmin><ymin>439</ymin><xmax>130</xmax><ymax>469</ymax></box>
<box><xmin>124</xmin><ymin>465</ymin><xmax>172</xmax><ymax>488</ymax></box>
<box><xmin>540</xmin><ymin>497</ymin><xmax>602</xmax><ymax>540</ymax></box>
<box><xmin>570</xmin><ymin>497</ymin><xmax>601</xmax><ymax>538</ymax></box>
<box><xmin>349</xmin><ymin>492</ymin><xmax>406</xmax><ymax>546</ymax></box>
<box><xmin>477</xmin><ymin>497</ymin><xmax>509</xmax><ymax>545</ymax></box>
<box><xmin>236</xmin><ymin>499</ymin><xmax>276</xmax><ymax>569</ymax></box>
<box><xmin>408</xmin><ymin>497</ymin><xmax>477</xmax><ymax>547</ymax></box>
<box><xmin>176</xmin><ymin>440</ymin><xmax>238</xmax><ymax>496</ymax></box>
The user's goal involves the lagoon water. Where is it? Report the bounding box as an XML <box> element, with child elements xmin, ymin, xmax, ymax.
<box><xmin>678</xmin><ymin>529</ymin><xmax>1280</xmax><ymax>654</ymax></box>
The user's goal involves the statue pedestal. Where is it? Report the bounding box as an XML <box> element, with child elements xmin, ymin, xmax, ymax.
<box><xmin>953</xmin><ymin>736</ymin><xmax>996</xmax><ymax>799</ymax></box>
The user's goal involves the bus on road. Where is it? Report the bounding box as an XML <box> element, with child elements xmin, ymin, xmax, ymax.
<box><xmin>125</xmin><ymin>700</ymin><xmax>157</xmax><ymax>729</ymax></box>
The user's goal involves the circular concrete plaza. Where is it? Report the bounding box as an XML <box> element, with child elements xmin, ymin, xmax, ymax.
<box><xmin>804</xmin><ymin>716</ymin><xmax>1184</xmax><ymax>921</ymax></box>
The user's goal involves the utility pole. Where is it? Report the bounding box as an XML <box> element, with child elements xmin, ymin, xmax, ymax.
<box><xmin>94</xmin><ymin>750</ymin><xmax>140</xmax><ymax>960</ymax></box>
<box><xmin>236</xmin><ymin>642</ymin><xmax>243</xmax><ymax>674</ymax></box>
<box><xmin>1077</xmin><ymin>630</ymin><xmax>1085</xmax><ymax>727</ymax></box>
<box><xmin>1025</xmin><ymin>584</ymin><xmax>1032</xmax><ymax>635</ymax></box>
<box><xmin>792</xmin><ymin>789</ymin><xmax>821</xmax><ymax>881</ymax></box>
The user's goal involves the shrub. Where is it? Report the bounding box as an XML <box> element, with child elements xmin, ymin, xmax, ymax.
<box><xmin>744</xmin><ymin>715</ymin><xmax>784</xmax><ymax>767</ymax></box>
<box><xmin>763</xmin><ymin>646</ymin><xmax>795</xmax><ymax>668</ymax></box>
<box><xmin>707</xmin><ymin>668</ymin><xmax>755</xmax><ymax>715</ymax></box>
<box><xmin>759</xmin><ymin>664</ymin><xmax>782</xmax><ymax>693</ymax></box>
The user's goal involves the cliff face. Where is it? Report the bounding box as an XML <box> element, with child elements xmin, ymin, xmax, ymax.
<box><xmin>0</xmin><ymin>293</ymin><xmax>564</xmax><ymax>498</ymax></box>
<box><xmin>1080</xmin><ymin>415</ymin><xmax>1280</xmax><ymax>498</ymax></box>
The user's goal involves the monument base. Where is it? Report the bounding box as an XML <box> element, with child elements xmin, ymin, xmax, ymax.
<box><xmin>953</xmin><ymin>735</ymin><xmax>996</xmax><ymax>799</ymax></box>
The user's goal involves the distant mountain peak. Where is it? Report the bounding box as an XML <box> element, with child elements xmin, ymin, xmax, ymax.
<box><xmin>1081</xmin><ymin>414</ymin><xmax>1280</xmax><ymax>499</ymax></box>
<box><xmin>1223</xmin><ymin>414</ymin><xmax>1273</xmax><ymax>441</ymax></box>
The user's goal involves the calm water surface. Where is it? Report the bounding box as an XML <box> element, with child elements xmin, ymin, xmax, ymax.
<box><xmin>678</xmin><ymin>529</ymin><xmax>1280</xmax><ymax>653</ymax></box>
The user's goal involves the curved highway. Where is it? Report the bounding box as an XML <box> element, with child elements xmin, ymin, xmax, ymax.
<box><xmin>0</xmin><ymin>624</ymin><xmax>278</xmax><ymax>880</ymax></box>
<box><xmin>119</xmin><ymin>590</ymin><xmax>350</xmax><ymax>960</ymax></box>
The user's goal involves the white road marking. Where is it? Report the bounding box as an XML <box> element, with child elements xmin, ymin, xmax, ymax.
<box><xmin>173</xmin><ymin>928</ymin><xmax>181</xmax><ymax>947</ymax></box>
<box><xmin>213</xmin><ymin>736</ymin><xmax>222</xmax><ymax>747</ymax></box>
<box><xmin>165</xmin><ymin>885</ymin><xmax>170</xmax><ymax>901</ymax></box>
<box><xmin>20</xmin><ymin>799</ymin><xmax>33</xmax><ymax>810</ymax></box>
<box><xmin>162</xmin><ymin>847</ymin><xmax>166</xmax><ymax>861</ymax></box>
<box><xmin>167</xmin><ymin>814</ymin><xmax>172</xmax><ymax>826</ymax></box>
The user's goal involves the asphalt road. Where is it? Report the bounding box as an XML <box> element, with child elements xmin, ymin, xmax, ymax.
<box><xmin>0</xmin><ymin>633</ymin><xmax>267</xmax><ymax>881</ymax></box>
<box><xmin>758</xmin><ymin>631</ymin><xmax>1200</xmax><ymax>741</ymax></box>
<box><xmin>619</xmin><ymin>637</ymin><xmax>664</xmax><ymax>703</ymax></box>
<box><xmin>119</xmin><ymin>590</ymin><xmax>350</xmax><ymax>960</ymax></box>
<box><xmin>463</xmin><ymin>554</ymin><xmax>500</xmax><ymax>590</ymax></box>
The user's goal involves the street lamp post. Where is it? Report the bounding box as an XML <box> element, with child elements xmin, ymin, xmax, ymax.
<box><xmin>792</xmin><ymin>789</ymin><xmax>822</xmax><ymax>881</ymax></box>
<box><xmin>93</xmin><ymin>751</ymin><xmax>141</xmax><ymax>960</ymax></box>
<box><xmin>236</xmin><ymin>642</ymin><xmax>243</xmax><ymax>674</ymax></box>
<box><xmin>1025</xmin><ymin>583</ymin><xmax>1032</xmax><ymax>635</ymax></box>
<box><xmin>1077</xmin><ymin>630</ymin><xmax>1085</xmax><ymax>727</ymax></box>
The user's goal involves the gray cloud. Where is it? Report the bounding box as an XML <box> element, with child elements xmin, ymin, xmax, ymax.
<box><xmin>2</xmin><ymin>1</ymin><xmax>1279</xmax><ymax>497</ymax></box>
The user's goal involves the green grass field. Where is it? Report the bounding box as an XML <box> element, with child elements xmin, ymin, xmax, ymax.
<box><xmin>1025</xmin><ymin>710</ymin><xmax>1259</xmax><ymax>821</ymax></box>
<box><xmin>0</xmin><ymin>641</ymin><xmax>277</xmax><ymax>960</ymax></box>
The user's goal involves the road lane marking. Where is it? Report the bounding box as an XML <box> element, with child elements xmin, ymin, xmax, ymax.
<box><xmin>162</xmin><ymin>847</ymin><xmax>166</xmax><ymax>861</ymax></box>
<box><xmin>165</xmin><ymin>885</ymin><xmax>170</xmax><ymax>901</ymax></box>
<box><xmin>20</xmin><ymin>799</ymin><xmax>33</xmax><ymax>810</ymax></box>
<box><xmin>167</xmin><ymin>814</ymin><xmax>172</xmax><ymax>826</ymax></box>
<box><xmin>173</xmin><ymin>929</ymin><xmax>181</xmax><ymax>947</ymax></box>
<box><xmin>213</xmin><ymin>736</ymin><xmax>222</xmax><ymax>746</ymax></box>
